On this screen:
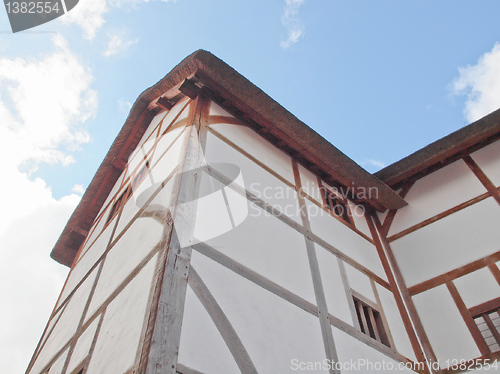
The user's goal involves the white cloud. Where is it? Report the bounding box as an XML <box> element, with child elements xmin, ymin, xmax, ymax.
<box><xmin>452</xmin><ymin>42</ymin><xmax>500</xmax><ymax>123</ymax></box>
<box><xmin>61</xmin><ymin>0</ymin><xmax>176</xmax><ymax>40</ymax></box>
<box><xmin>358</xmin><ymin>159</ymin><xmax>386</xmax><ymax>172</ymax></box>
<box><xmin>0</xmin><ymin>35</ymin><xmax>96</xmax><ymax>170</ymax></box>
<box><xmin>61</xmin><ymin>0</ymin><xmax>108</xmax><ymax>40</ymax></box>
<box><xmin>118</xmin><ymin>98</ymin><xmax>132</xmax><ymax>113</ymax></box>
<box><xmin>104</xmin><ymin>33</ymin><xmax>139</xmax><ymax>57</ymax></box>
<box><xmin>72</xmin><ymin>184</ymin><xmax>86</xmax><ymax>194</ymax></box>
<box><xmin>0</xmin><ymin>36</ymin><xmax>96</xmax><ymax>373</ymax></box>
<box><xmin>280</xmin><ymin>0</ymin><xmax>305</xmax><ymax>49</ymax></box>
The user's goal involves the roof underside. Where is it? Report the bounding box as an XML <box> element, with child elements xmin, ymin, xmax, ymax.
<box><xmin>51</xmin><ymin>50</ymin><xmax>410</xmax><ymax>266</ymax></box>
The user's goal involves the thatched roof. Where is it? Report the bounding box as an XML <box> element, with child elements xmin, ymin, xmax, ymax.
<box><xmin>51</xmin><ymin>50</ymin><xmax>407</xmax><ymax>266</ymax></box>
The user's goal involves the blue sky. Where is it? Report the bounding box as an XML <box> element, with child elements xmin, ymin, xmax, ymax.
<box><xmin>1</xmin><ymin>1</ymin><xmax>500</xmax><ymax>372</ymax></box>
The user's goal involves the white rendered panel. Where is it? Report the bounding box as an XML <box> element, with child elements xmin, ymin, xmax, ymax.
<box><xmin>315</xmin><ymin>246</ymin><xmax>354</xmax><ymax>325</ymax></box>
<box><xmin>114</xmin><ymin>133</ymin><xmax>184</xmax><ymax>237</ymax></box>
<box><xmin>332</xmin><ymin>327</ymin><xmax>414</xmax><ymax>373</ymax></box>
<box><xmin>86</xmin><ymin>217</ymin><xmax>163</xmax><ymax>320</ymax></box>
<box><xmin>96</xmin><ymin>169</ymin><xmax>127</xmax><ymax>219</ymax></box>
<box><xmin>193</xmin><ymin>172</ymin><xmax>248</xmax><ymax>245</ymax></box>
<box><xmin>148</xmin><ymin>127</ymin><xmax>185</xmax><ymax>182</ymax></box>
<box><xmin>79</xmin><ymin>209</ymin><xmax>111</xmax><ymax>262</ymax></box>
<box><xmin>157</xmin><ymin>98</ymin><xmax>191</xmax><ymax>135</ymax></box>
<box><xmin>66</xmin><ymin>317</ymin><xmax>99</xmax><ymax>374</ymax></box>
<box><xmin>209</xmin><ymin>101</ymin><xmax>234</xmax><ymax>117</ymax></box>
<box><xmin>205</xmin><ymin>132</ymin><xmax>302</xmax><ymax>223</ymax></box>
<box><xmin>344</xmin><ymin>263</ymin><xmax>376</xmax><ymax>302</ymax></box>
<box><xmin>136</xmin><ymin>111</ymin><xmax>168</xmax><ymax>149</ymax></box>
<box><xmin>149</xmin><ymin>127</ymin><xmax>185</xmax><ymax>169</ymax></box>
<box><xmin>389</xmin><ymin>160</ymin><xmax>486</xmax><ymax>236</ymax></box>
<box><xmin>377</xmin><ymin>210</ymin><xmax>389</xmax><ymax>226</ymax></box>
<box><xmin>47</xmin><ymin>348</ymin><xmax>68</xmax><ymax>374</ymax></box>
<box><xmin>58</xmin><ymin>216</ymin><xmax>117</xmax><ymax>307</ymax></box>
<box><xmin>38</xmin><ymin>306</ymin><xmax>63</xmax><ymax>351</ymax></box>
<box><xmin>199</xmin><ymin>200</ymin><xmax>316</xmax><ymax>305</ymax></box>
<box><xmin>306</xmin><ymin>199</ymin><xmax>386</xmax><ymax>280</ymax></box>
<box><xmin>413</xmin><ymin>285</ymin><xmax>480</xmax><ymax>364</ymax></box>
<box><xmin>87</xmin><ymin>254</ymin><xmax>158</xmax><ymax>374</ymax></box>
<box><xmin>347</xmin><ymin>200</ymin><xmax>372</xmax><ymax>238</ymax></box>
<box><xmin>376</xmin><ymin>284</ymin><xmax>416</xmax><ymax>361</ymax></box>
<box><xmin>298</xmin><ymin>164</ymin><xmax>322</xmax><ymax>203</ymax></box>
<box><xmin>209</xmin><ymin>123</ymin><xmax>295</xmax><ymax>184</ymax></box>
<box><xmin>453</xmin><ymin>268</ymin><xmax>500</xmax><ymax>309</ymax></box>
<box><xmin>30</xmin><ymin>269</ymin><xmax>97</xmax><ymax>374</ymax></box>
<box><xmin>470</xmin><ymin>139</ymin><xmax>500</xmax><ymax>187</ymax></box>
<box><xmin>178</xmin><ymin>286</ymin><xmax>240</xmax><ymax>373</ymax></box>
<box><xmin>392</xmin><ymin>197</ymin><xmax>500</xmax><ymax>287</ymax></box>
<box><xmin>191</xmin><ymin>251</ymin><xmax>328</xmax><ymax>373</ymax></box>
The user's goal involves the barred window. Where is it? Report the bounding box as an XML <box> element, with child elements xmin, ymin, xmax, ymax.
<box><xmin>353</xmin><ymin>296</ymin><xmax>390</xmax><ymax>347</ymax></box>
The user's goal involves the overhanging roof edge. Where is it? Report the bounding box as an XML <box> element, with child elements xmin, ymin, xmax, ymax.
<box><xmin>50</xmin><ymin>50</ymin><xmax>405</xmax><ymax>266</ymax></box>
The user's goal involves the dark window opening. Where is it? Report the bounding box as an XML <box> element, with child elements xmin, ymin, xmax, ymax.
<box><xmin>132</xmin><ymin>160</ymin><xmax>150</xmax><ymax>190</ymax></box>
<box><xmin>354</xmin><ymin>297</ymin><xmax>390</xmax><ymax>347</ymax></box>
<box><xmin>106</xmin><ymin>161</ymin><xmax>150</xmax><ymax>225</ymax></box>
<box><xmin>325</xmin><ymin>192</ymin><xmax>351</xmax><ymax>224</ymax></box>
<box><xmin>106</xmin><ymin>185</ymin><xmax>131</xmax><ymax>224</ymax></box>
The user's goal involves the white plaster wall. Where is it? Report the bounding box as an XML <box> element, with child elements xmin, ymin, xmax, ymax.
<box><xmin>413</xmin><ymin>285</ymin><xmax>480</xmax><ymax>365</ymax></box>
<box><xmin>78</xmin><ymin>210</ymin><xmax>110</xmax><ymax>262</ymax></box>
<box><xmin>315</xmin><ymin>247</ymin><xmax>354</xmax><ymax>325</ymax></box>
<box><xmin>114</xmin><ymin>130</ymin><xmax>185</xmax><ymax>237</ymax></box>
<box><xmin>470</xmin><ymin>139</ymin><xmax>500</xmax><ymax>187</ymax></box>
<box><xmin>157</xmin><ymin>98</ymin><xmax>191</xmax><ymax>135</ymax></box>
<box><xmin>30</xmin><ymin>269</ymin><xmax>97</xmax><ymax>374</ymax></box>
<box><xmin>58</xmin><ymin>216</ymin><xmax>117</xmax><ymax>307</ymax></box>
<box><xmin>332</xmin><ymin>327</ymin><xmax>415</xmax><ymax>373</ymax></box>
<box><xmin>190</xmin><ymin>251</ymin><xmax>329</xmax><ymax>373</ymax></box>
<box><xmin>178</xmin><ymin>286</ymin><xmax>240</xmax><ymax>373</ymax></box>
<box><xmin>347</xmin><ymin>200</ymin><xmax>372</xmax><ymax>238</ymax></box>
<box><xmin>136</xmin><ymin>98</ymin><xmax>190</xmax><ymax>150</ymax></box>
<box><xmin>388</xmin><ymin>160</ymin><xmax>486</xmax><ymax>237</ymax></box>
<box><xmin>306</xmin><ymin>199</ymin><xmax>386</xmax><ymax>280</ymax></box>
<box><xmin>136</xmin><ymin>111</ymin><xmax>167</xmax><ymax>149</ymax></box>
<box><xmin>86</xmin><ymin>254</ymin><xmax>158</xmax><ymax>374</ymax></box>
<box><xmin>209</xmin><ymin>101</ymin><xmax>234</xmax><ymax>117</ymax></box>
<box><xmin>376</xmin><ymin>284</ymin><xmax>416</xmax><ymax>362</ymax></box>
<box><xmin>392</xmin><ymin>197</ymin><xmax>500</xmax><ymax>287</ymax></box>
<box><xmin>209</xmin><ymin>123</ymin><xmax>295</xmax><ymax>184</ymax></box>
<box><xmin>148</xmin><ymin>127</ymin><xmax>186</xmax><ymax>169</ymax></box>
<box><xmin>453</xmin><ymin>268</ymin><xmax>500</xmax><ymax>309</ymax></box>
<box><xmin>199</xmin><ymin>200</ymin><xmax>316</xmax><ymax>305</ymax></box>
<box><xmin>205</xmin><ymin>132</ymin><xmax>302</xmax><ymax>223</ymax></box>
<box><xmin>38</xmin><ymin>304</ymin><xmax>65</xmax><ymax>351</ymax></box>
<box><xmin>344</xmin><ymin>263</ymin><xmax>376</xmax><ymax>302</ymax></box>
<box><xmin>66</xmin><ymin>317</ymin><xmax>99</xmax><ymax>373</ymax></box>
<box><xmin>193</xmin><ymin>172</ymin><xmax>249</xmax><ymax>245</ymax></box>
<box><xmin>47</xmin><ymin>349</ymin><xmax>68</xmax><ymax>374</ymax></box>
<box><xmin>96</xmin><ymin>169</ymin><xmax>127</xmax><ymax>220</ymax></box>
<box><xmin>86</xmin><ymin>217</ymin><xmax>163</xmax><ymax>320</ymax></box>
<box><xmin>298</xmin><ymin>163</ymin><xmax>322</xmax><ymax>204</ymax></box>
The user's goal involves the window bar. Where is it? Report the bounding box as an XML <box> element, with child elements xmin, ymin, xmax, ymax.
<box><xmin>483</xmin><ymin>313</ymin><xmax>500</xmax><ymax>345</ymax></box>
<box><xmin>367</xmin><ymin>307</ymin><xmax>381</xmax><ymax>342</ymax></box>
<box><xmin>356</xmin><ymin>301</ymin><xmax>370</xmax><ymax>336</ymax></box>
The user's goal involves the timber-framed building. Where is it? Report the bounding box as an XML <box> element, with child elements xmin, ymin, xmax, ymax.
<box><xmin>26</xmin><ymin>50</ymin><xmax>500</xmax><ymax>374</ymax></box>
